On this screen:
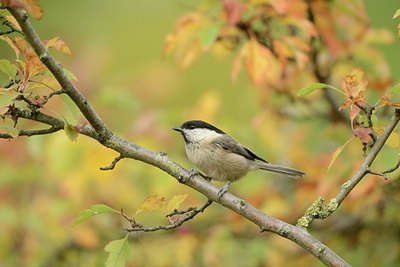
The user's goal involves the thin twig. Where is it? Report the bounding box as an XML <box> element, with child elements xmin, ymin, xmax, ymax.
<box><xmin>297</xmin><ymin>108</ymin><xmax>400</xmax><ymax>228</ymax></box>
<box><xmin>100</xmin><ymin>154</ymin><xmax>125</xmax><ymax>171</ymax></box>
<box><xmin>367</xmin><ymin>160</ymin><xmax>400</xmax><ymax>180</ymax></box>
<box><xmin>122</xmin><ymin>200</ymin><xmax>213</xmax><ymax>232</ymax></box>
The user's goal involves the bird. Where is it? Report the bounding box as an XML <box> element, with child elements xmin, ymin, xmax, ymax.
<box><xmin>173</xmin><ymin>120</ymin><xmax>305</xmax><ymax>197</ymax></box>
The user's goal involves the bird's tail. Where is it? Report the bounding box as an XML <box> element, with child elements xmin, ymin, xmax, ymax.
<box><xmin>256</xmin><ymin>162</ymin><xmax>305</xmax><ymax>178</ymax></box>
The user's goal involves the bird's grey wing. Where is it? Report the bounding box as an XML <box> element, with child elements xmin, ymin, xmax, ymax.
<box><xmin>212</xmin><ymin>135</ymin><xmax>268</xmax><ymax>163</ymax></box>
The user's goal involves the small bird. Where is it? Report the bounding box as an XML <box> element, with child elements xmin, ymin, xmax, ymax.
<box><xmin>173</xmin><ymin>120</ymin><xmax>305</xmax><ymax>197</ymax></box>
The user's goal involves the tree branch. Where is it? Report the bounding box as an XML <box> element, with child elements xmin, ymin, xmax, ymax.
<box><xmin>7</xmin><ymin>7</ymin><xmax>111</xmax><ymax>139</ymax></box>
<box><xmin>3</xmin><ymin>6</ymin><xmax>352</xmax><ymax>267</ymax></box>
<box><xmin>297</xmin><ymin>108</ymin><xmax>400</xmax><ymax>228</ymax></box>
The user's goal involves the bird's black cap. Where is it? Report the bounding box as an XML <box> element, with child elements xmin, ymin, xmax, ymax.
<box><xmin>174</xmin><ymin>120</ymin><xmax>226</xmax><ymax>134</ymax></box>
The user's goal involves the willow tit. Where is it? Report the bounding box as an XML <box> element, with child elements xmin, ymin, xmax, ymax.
<box><xmin>173</xmin><ymin>120</ymin><xmax>305</xmax><ymax>196</ymax></box>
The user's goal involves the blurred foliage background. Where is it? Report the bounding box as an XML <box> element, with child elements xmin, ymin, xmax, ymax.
<box><xmin>0</xmin><ymin>0</ymin><xmax>400</xmax><ymax>266</ymax></box>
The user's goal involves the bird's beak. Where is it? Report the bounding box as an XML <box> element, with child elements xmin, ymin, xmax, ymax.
<box><xmin>173</xmin><ymin>126</ymin><xmax>183</xmax><ymax>132</ymax></box>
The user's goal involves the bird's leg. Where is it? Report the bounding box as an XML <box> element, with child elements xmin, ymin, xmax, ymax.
<box><xmin>217</xmin><ymin>181</ymin><xmax>232</xmax><ymax>199</ymax></box>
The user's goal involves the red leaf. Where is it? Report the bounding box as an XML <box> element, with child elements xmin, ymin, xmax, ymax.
<box><xmin>0</xmin><ymin>0</ymin><xmax>26</xmax><ymax>8</ymax></box>
<box><xmin>222</xmin><ymin>0</ymin><xmax>245</xmax><ymax>25</ymax></box>
<box><xmin>353</xmin><ymin>127</ymin><xmax>372</xmax><ymax>144</ymax></box>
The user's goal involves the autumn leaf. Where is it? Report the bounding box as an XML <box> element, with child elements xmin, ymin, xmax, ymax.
<box><xmin>353</xmin><ymin>127</ymin><xmax>372</xmax><ymax>144</ymax></box>
<box><xmin>311</xmin><ymin>1</ymin><xmax>341</xmax><ymax>59</ymax></box>
<box><xmin>135</xmin><ymin>195</ymin><xmax>168</xmax><ymax>215</ymax></box>
<box><xmin>167</xmin><ymin>194</ymin><xmax>188</xmax><ymax>214</ymax></box>
<box><xmin>0</xmin><ymin>0</ymin><xmax>26</xmax><ymax>8</ymax></box>
<box><xmin>339</xmin><ymin>68</ymin><xmax>368</xmax><ymax>110</ymax></box>
<box><xmin>245</xmin><ymin>36</ymin><xmax>274</xmax><ymax>86</ymax></box>
<box><xmin>327</xmin><ymin>138</ymin><xmax>354</xmax><ymax>171</ymax></box>
<box><xmin>45</xmin><ymin>37</ymin><xmax>72</xmax><ymax>55</ymax></box>
<box><xmin>222</xmin><ymin>0</ymin><xmax>245</xmax><ymax>25</ymax></box>
<box><xmin>349</xmin><ymin>105</ymin><xmax>361</xmax><ymax>126</ymax></box>
<box><xmin>63</xmin><ymin>118</ymin><xmax>79</xmax><ymax>142</ymax></box>
<box><xmin>21</xmin><ymin>0</ymin><xmax>43</xmax><ymax>20</ymax></box>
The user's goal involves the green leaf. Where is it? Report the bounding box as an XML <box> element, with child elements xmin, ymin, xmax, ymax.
<box><xmin>104</xmin><ymin>234</ymin><xmax>130</xmax><ymax>267</ymax></box>
<box><xmin>63</xmin><ymin>67</ymin><xmax>78</xmax><ymax>81</ymax></box>
<box><xmin>199</xmin><ymin>24</ymin><xmax>220</xmax><ymax>49</ymax></box>
<box><xmin>73</xmin><ymin>204</ymin><xmax>119</xmax><ymax>226</ymax></box>
<box><xmin>59</xmin><ymin>94</ymin><xmax>81</xmax><ymax>124</ymax></box>
<box><xmin>297</xmin><ymin>83</ymin><xmax>330</xmax><ymax>96</ymax></box>
<box><xmin>63</xmin><ymin>119</ymin><xmax>79</xmax><ymax>142</ymax></box>
<box><xmin>393</xmin><ymin>9</ymin><xmax>400</xmax><ymax>19</ymax></box>
<box><xmin>0</xmin><ymin>125</ymin><xmax>19</xmax><ymax>137</ymax></box>
<box><xmin>389</xmin><ymin>83</ymin><xmax>400</xmax><ymax>94</ymax></box>
<box><xmin>0</xmin><ymin>59</ymin><xmax>17</xmax><ymax>78</ymax></box>
<box><xmin>0</xmin><ymin>90</ymin><xmax>19</xmax><ymax>108</ymax></box>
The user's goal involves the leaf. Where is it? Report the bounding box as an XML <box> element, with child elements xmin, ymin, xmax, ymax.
<box><xmin>199</xmin><ymin>24</ymin><xmax>220</xmax><ymax>50</ymax></box>
<box><xmin>386</xmin><ymin>131</ymin><xmax>400</xmax><ymax>148</ymax></box>
<box><xmin>22</xmin><ymin>0</ymin><xmax>43</xmax><ymax>20</ymax></box>
<box><xmin>45</xmin><ymin>37</ymin><xmax>72</xmax><ymax>54</ymax></box>
<box><xmin>349</xmin><ymin>104</ymin><xmax>361</xmax><ymax>125</ymax></box>
<box><xmin>73</xmin><ymin>204</ymin><xmax>119</xmax><ymax>226</ymax></box>
<box><xmin>389</xmin><ymin>83</ymin><xmax>400</xmax><ymax>94</ymax></box>
<box><xmin>0</xmin><ymin>59</ymin><xmax>17</xmax><ymax>78</ymax></box>
<box><xmin>104</xmin><ymin>234</ymin><xmax>130</xmax><ymax>267</ymax></box>
<box><xmin>297</xmin><ymin>83</ymin><xmax>330</xmax><ymax>96</ymax></box>
<box><xmin>63</xmin><ymin>118</ymin><xmax>78</xmax><ymax>142</ymax></box>
<box><xmin>167</xmin><ymin>194</ymin><xmax>188</xmax><ymax>214</ymax></box>
<box><xmin>59</xmin><ymin>94</ymin><xmax>81</xmax><ymax>124</ymax></box>
<box><xmin>0</xmin><ymin>90</ymin><xmax>19</xmax><ymax>108</ymax></box>
<box><xmin>393</xmin><ymin>9</ymin><xmax>400</xmax><ymax>19</ymax></box>
<box><xmin>135</xmin><ymin>195</ymin><xmax>168</xmax><ymax>215</ymax></box>
<box><xmin>353</xmin><ymin>127</ymin><xmax>372</xmax><ymax>144</ymax></box>
<box><xmin>327</xmin><ymin>138</ymin><xmax>353</xmax><ymax>171</ymax></box>
<box><xmin>245</xmin><ymin>36</ymin><xmax>273</xmax><ymax>85</ymax></box>
<box><xmin>0</xmin><ymin>125</ymin><xmax>19</xmax><ymax>137</ymax></box>
<box><xmin>0</xmin><ymin>0</ymin><xmax>26</xmax><ymax>8</ymax></box>
<box><xmin>222</xmin><ymin>0</ymin><xmax>244</xmax><ymax>25</ymax></box>
<box><xmin>63</xmin><ymin>67</ymin><xmax>78</xmax><ymax>81</ymax></box>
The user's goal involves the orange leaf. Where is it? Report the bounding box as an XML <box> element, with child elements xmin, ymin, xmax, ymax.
<box><xmin>245</xmin><ymin>36</ymin><xmax>273</xmax><ymax>85</ymax></box>
<box><xmin>21</xmin><ymin>0</ymin><xmax>43</xmax><ymax>20</ymax></box>
<box><xmin>342</xmin><ymin>67</ymin><xmax>367</xmax><ymax>99</ymax></box>
<box><xmin>311</xmin><ymin>1</ymin><xmax>341</xmax><ymax>59</ymax></box>
<box><xmin>45</xmin><ymin>37</ymin><xmax>72</xmax><ymax>55</ymax></box>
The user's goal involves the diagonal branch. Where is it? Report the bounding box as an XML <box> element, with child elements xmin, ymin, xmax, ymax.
<box><xmin>297</xmin><ymin>108</ymin><xmax>400</xmax><ymax>228</ymax></box>
<box><xmin>7</xmin><ymin>7</ymin><xmax>111</xmax><ymax>139</ymax></box>
<box><xmin>3</xmin><ymin>6</ymin><xmax>351</xmax><ymax>267</ymax></box>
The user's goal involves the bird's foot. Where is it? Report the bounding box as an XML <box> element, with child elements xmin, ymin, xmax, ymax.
<box><xmin>189</xmin><ymin>169</ymin><xmax>211</xmax><ymax>181</ymax></box>
<box><xmin>217</xmin><ymin>181</ymin><xmax>232</xmax><ymax>200</ymax></box>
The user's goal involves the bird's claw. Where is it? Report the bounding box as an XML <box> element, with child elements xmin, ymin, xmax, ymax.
<box><xmin>217</xmin><ymin>182</ymin><xmax>231</xmax><ymax>200</ymax></box>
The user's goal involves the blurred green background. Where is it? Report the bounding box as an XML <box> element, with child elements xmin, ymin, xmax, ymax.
<box><xmin>0</xmin><ymin>0</ymin><xmax>399</xmax><ymax>266</ymax></box>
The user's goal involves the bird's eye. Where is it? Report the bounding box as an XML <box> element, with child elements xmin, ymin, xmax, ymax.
<box><xmin>189</xmin><ymin>125</ymin><xmax>195</xmax><ymax>129</ymax></box>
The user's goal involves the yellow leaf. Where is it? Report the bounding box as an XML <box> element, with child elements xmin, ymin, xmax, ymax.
<box><xmin>327</xmin><ymin>137</ymin><xmax>354</xmax><ymax>171</ymax></box>
<box><xmin>135</xmin><ymin>195</ymin><xmax>168</xmax><ymax>215</ymax></box>
<box><xmin>167</xmin><ymin>194</ymin><xmax>188</xmax><ymax>214</ymax></box>
<box><xmin>386</xmin><ymin>132</ymin><xmax>400</xmax><ymax>148</ymax></box>
<box><xmin>45</xmin><ymin>37</ymin><xmax>72</xmax><ymax>55</ymax></box>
